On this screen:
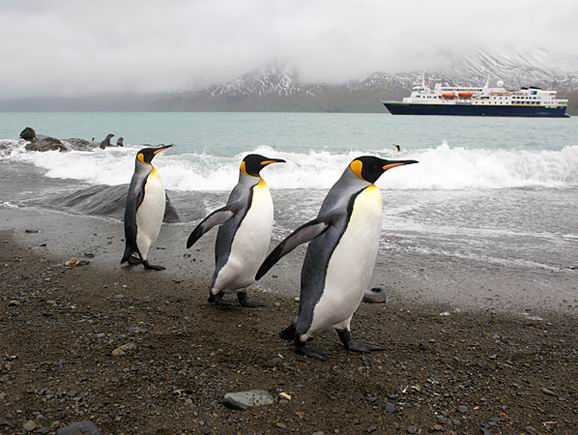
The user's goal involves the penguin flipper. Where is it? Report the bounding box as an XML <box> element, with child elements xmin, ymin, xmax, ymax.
<box><xmin>186</xmin><ymin>207</ymin><xmax>235</xmax><ymax>249</ymax></box>
<box><xmin>256</xmin><ymin>218</ymin><xmax>330</xmax><ymax>280</ymax></box>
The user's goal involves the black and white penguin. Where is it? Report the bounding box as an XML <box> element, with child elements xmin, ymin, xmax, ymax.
<box><xmin>186</xmin><ymin>154</ymin><xmax>285</xmax><ymax>307</ymax></box>
<box><xmin>121</xmin><ymin>144</ymin><xmax>173</xmax><ymax>270</ymax></box>
<box><xmin>257</xmin><ymin>156</ymin><xmax>418</xmax><ymax>359</ymax></box>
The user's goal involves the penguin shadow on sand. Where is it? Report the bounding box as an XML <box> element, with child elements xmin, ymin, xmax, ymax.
<box><xmin>186</xmin><ymin>154</ymin><xmax>286</xmax><ymax>308</ymax></box>
<box><xmin>121</xmin><ymin>144</ymin><xmax>173</xmax><ymax>271</ymax></box>
<box><xmin>256</xmin><ymin>156</ymin><xmax>418</xmax><ymax>360</ymax></box>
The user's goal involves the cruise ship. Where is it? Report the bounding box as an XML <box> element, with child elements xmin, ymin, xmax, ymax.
<box><xmin>383</xmin><ymin>78</ymin><xmax>569</xmax><ymax>117</ymax></box>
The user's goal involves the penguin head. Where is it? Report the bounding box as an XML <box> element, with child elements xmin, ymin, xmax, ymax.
<box><xmin>349</xmin><ymin>156</ymin><xmax>418</xmax><ymax>183</ymax></box>
<box><xmin>136</xmin><ymin>144</ymin><xmax>173</xmax><ymax>165</ymax></box>
<box><xmin>240</xmin><ymin>154</ymin><xmax>286</xmax><ymax>177</ymax></box>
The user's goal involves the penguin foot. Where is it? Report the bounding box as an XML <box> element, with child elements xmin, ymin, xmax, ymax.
<box><xmin>279</xmin><ymin>323</ymin><xmax>297</xmax><ymax>341</ymax></box>
<box><xmin>295</xmin><ymin>341</ymin><xmax>327</xmax><ymax>361</ymax></box>
<box><xmin>237</xmin><ymin>292</ymin><xmax>265</xmax><ymax>308</ymax></box>
<box><xmin>143</xmin><ymin>261</ymin><xmax>166</xmax><ymax>271</ymax></box>
<box><xmin>337</xmin><ymin>329</ymin><xmax>384</xmax><ymax>353</ymax></box>
<box><xmin>208</xmin><ymin>293</ymin><xmax>233</xmax><ymax>307</ymax></box>
<box><xmin>127</xmin><ymin>256</ymin><xmax>142</xmax><ymax>266</ymax></box>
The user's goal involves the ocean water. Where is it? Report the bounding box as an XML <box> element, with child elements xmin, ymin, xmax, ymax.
<box><xmin>1</xmin><ymin>112</ymin><xmax>577</xmax><ymax>275</ymax></box>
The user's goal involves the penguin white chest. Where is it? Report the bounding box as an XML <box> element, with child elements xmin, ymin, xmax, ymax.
<box><xmin>136</xmin><ymin>169</ymin><xmax>165</xmax><ymax>259</ymax></box>
<box><xmin>313</xmin><ymin>186</ymin><xmax>383</xmax><ymax>329</ymax></box>
<box><xmin>219</xmin><ymin>181</ymin><xmax>274</xmax><ymax>290</ymax></box>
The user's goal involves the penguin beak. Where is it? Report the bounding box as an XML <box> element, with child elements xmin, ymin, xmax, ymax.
<box><xmin>153</xmin><ymin>144</ymin><xmax>174</xmax><ymax>155</ymax></box>
<box><xmin>382</xmin><ymin>159</ymin><xmax>418</xmax><ymax>171</ymax></box>
<box><xmin>260</xmin><ymin>158</ymin><xmax>286</xmax><ymax>166</ymax></box>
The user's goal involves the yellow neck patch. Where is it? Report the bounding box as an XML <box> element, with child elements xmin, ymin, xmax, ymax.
<box><xmin>256</xmin><ymin>177</ymin><xmax>268</xmax><ymax>189</ymax></box>
<box><xmin>350</xmin><ymin>159</ymin><xmax>363</xmax><ymax>179</ymax></box>
<box><xmin>240</xmin><ymin>161</ymin><xmax>248</xmax><ymax>176</ymax></box>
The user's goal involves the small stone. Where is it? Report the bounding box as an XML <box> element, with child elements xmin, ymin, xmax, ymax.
<box><xmin>23</xmin><ymin>420</ymin><xmax>37</xmax><ymax>432</ymax></box>
<box><xmin>488</xmin><ymin>354</ymin><xmax>497</xmax><ymax>360</ymax></box>
<box><xmin>432</xmin><ymin>424</ymin><xmax>443</xmax><ymax>431</ymax></box>
<box><xmin>363</xmin><ymin>287</ymin><xmax>388</xmax><ymax>304</ymax></box>
<box><xmin>8</xmin><ymin>300</ymin><xmax>21</xmax><ymax>307</ymax></box>
<box><xmin>457</xmin><ymin>405</ymin><xmax>468</xmax><ymax>414</ymax></box>
<box><xmin>525</xmin><ymin>426</ymin><xmax>539</xmax><ymax>434</ymax></box>
<box><xmin>384</xmin><ymin>402</ymin><xmax>396</xmax><ymax>414</ymax></box>
<box><xmin>540</xmin><ymin>387</ymin><xmax>556</xmax><ymax>396</ymax></box>
<box><xmin>56</xmin><ymin>421</ymin><xmax>101</xmax><ymax>435</ymax></box>
<box><xmin>0</xmin><ymin>392</ymin><xmax>6</xmax><ymax>400</ymax></box>
<box><xmin>223</xmin><ymin>390</ymin><xmax>274</xmax><ymax>410</ymax></box>
<box><xmin>25</xmin><ymin>229</ymin><xmax>39</xmax><ymax>233</ymax></box>
<box><xmin>185</xmin><ymin>398</ymin><xmax>193</xmax><ymax>405</ymax></box>
<box><xmin>312</xmin><ymin>432</ymin><xmax>324</xmax><ymax>435</ymax></box>
<box><xmin>275</xmin><ymin>422</ymin><xmax>287</xmax><ymax>429</ymax></box>
<box><xmin>279</xmin><ymin>392</ymin><xmax>291</xmax><ymax>401</ymax></box>
<box><xmin>111</xmin><ymin>342</ymin><xmax>136</xmax><ymax>357</ymax></box>
<box><xmin>406</xmin><ymin>425</ymin><xmax>418</xmax><ymax>434</ymax></box>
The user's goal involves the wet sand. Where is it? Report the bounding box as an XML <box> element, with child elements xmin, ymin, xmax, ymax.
<box><xmin>0</xmin><ymin>207</ymin><xmax>577</xmax><ymax>434</ymax></box>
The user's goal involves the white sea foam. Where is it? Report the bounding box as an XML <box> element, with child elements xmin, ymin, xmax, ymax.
<box><xmin>2</xmin><ymin>141</ymin><xmax>578</xmax><ymax>191</ymax></box>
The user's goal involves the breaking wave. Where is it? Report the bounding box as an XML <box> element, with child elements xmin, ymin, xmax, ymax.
<box><xmin>2</xmin><ymin>140</ymin><xmax>578</xmax><ymax>191</ymax></box>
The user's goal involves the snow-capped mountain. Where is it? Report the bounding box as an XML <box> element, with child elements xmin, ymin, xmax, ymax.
<box><xmin>156</xmin><ymin>48</ymin><xmax>578</xmax><ymax>113</ymax></box>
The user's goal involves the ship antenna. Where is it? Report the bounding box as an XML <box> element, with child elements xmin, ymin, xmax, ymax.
<box><xmin>484</xmin><ymin>74</ymin><xmax>490</xmax><ymax>89</ymax></box>
<box><xmin>422</xmin><ymin>72</ymin><xmax>426</xmax><ymax>88</ymax></box>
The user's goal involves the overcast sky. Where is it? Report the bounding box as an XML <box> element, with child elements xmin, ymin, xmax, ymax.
<box><xmin>1</xmin><ymin>0</ymin><xmax>577</xmax><ymax>98</ymax></box>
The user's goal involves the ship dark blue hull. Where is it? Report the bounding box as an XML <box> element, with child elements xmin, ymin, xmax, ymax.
<box><xmin>383</xmin><ymin>102</ymin><xmax>569</xmax><ymax>118</ymax></box>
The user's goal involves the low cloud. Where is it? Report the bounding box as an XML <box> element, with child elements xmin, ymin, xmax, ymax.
<box><xmin>1</xmin><ymin>0</ymin><xmax>577</xmax><ymax>98</ymax></box>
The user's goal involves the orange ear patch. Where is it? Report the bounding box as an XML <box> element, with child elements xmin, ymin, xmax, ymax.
<box><xmin>350</xmin><ymin>159</ymin><xmax>363</xmax><ymax>178</ymax></box>
<box><xmin>240</xmin><ymin>161</ymin><xmax>248</xmax><ymax>175</ymax></box>
<box><xmin>137</xmin><ymin>153</ymin><xmax>145</xmax><ymax>163</ymax></box>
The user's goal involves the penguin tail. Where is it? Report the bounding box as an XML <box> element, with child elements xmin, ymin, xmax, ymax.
<box><xmin>279</xmin><ymin>323</ymin><xmax>296</xmax><ymax>341</ymax></box>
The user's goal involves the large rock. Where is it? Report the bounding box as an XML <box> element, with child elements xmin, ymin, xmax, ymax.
<box><xmin>28</xmin><ymin>184</ymin><xmax>180</xmax><ymax>223</ymax></box>
<box><xmin>24</xmin><ymin>134</ymin><xmax>67</xmax><ymax>152</ymax></box>
<box><xmin>64</xmin><ymin>138</ymin><xmax>97</xmax><ymax>151</ymax></box>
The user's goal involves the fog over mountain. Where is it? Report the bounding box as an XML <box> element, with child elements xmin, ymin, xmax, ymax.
<box><xmin>1</xmin><ymin>0</ymin><xmax>577</xmax><ymax>111</ymax></box>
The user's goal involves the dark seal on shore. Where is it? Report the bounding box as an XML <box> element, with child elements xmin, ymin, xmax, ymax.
<box><xmin>20</xmin><ymin>127</ymin><xmax>37</xmax><ymax>142</ymax></box>
<box><xmin>99</xmin><ymin>133</ymin><xmax>115</xmax><ymax>149</ymax></box>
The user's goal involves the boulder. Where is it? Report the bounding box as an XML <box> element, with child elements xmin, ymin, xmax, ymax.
<box><xmin>64</xmin><ymin>138</ymin><xmax>96</xmax><ymax>151</ymax></box>
<box><xmin>25</xmin><ymin>134</ymin><xmax>67</xmax><ymax>152</ymax></box>
<box><xmin>27</xmin><ymin>184</ymin><xmax>180</xmax><ymax>223</ymax></box>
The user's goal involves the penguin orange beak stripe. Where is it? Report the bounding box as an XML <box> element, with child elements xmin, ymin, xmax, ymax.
<box><xmin>261</xmin><ymin>159</ymin><xmax>286</xmax><ymax>165</ymax></box>
<box><xmin>383</xmin><ymin>160</ymin><xmax>418</xmax><ymax>171</ymax></box>
<box><xmin>153</xmin><ymin>144</ymin><xmax>174</xmax><ymax>155</ymax></box>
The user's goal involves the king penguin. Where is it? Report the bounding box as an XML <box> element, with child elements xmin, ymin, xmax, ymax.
<box><xmin>186</xmin><ymin>154</ymin><xmax>285</xmax><ymax>307</ymax></box>
<box><xmin>256</xmin><ymin>156</ymin><xmax>418</xmax><ymax>359</ymax></box>
<box><xmin>121</xmin><ymin>144</ymin><xmax>173</xmax><ymax>270</ymax></box>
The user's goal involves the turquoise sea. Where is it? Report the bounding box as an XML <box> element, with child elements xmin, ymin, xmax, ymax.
<box><xmin>1</xmin><ymin>112</ymin><xmax>577</xmax><ymax>286</ymax></box>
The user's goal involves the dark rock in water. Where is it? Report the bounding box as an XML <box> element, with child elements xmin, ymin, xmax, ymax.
<box><xmin>34</xmin><ymin>184</ymin><xmax>179</xmax><ymax>223</ymax></box>
<box><xmin>20</xmin><ymin>127</ymin><xmax>36</xmax><ymax>141</ymax></box>
<box><xmin>116</xmin><ymin>137</ymin><xmax>124</xmax><ymax>147</ymax></box>
<box><xmin>363</xmin><ymin>287</ymin><xmax>388</xmax><ymax>304</ymax></box>
<box><xmin>99</xmin><ymin>133</ymin><xmax>114</xmax><ymax>149</ymax></box>
<box><xmin>64</xmin><ymin>138</ymin><xmax>96</xmax><ymax>151</ymax></box>
<box><xmin>56</xmin><ymin>421</ymin><xmax>101</xmax><ymax>435</ymax></box>
<box><xmin>25</xmin><ymin>134</ymin><xmax>67</xmax><ymax>152</ymax></box>
<box><xmin>223</xmin><ymin>390</ymin><xmax>275</xmax><ymax>410</ymax></box>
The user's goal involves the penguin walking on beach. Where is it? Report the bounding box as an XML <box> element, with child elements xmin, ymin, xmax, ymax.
<box><xmin>186</xmin><ymin>154</ymin><xmax>285</xmax><ymax>307</ymax></box>
<box><xmin>256</xmin><ymin>156</ymin><xmax>418</xmax><ymax>359</ymax></box>
<box><xmin>121</xmin><ymin>144</ymin><xmax>173</xmax><ymax>270</ymax></box>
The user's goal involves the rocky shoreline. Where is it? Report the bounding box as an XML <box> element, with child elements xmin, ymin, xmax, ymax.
<box><xmin>1</xmin><ymin>228</ymin><xmax>577</xmax><ymax>434</ymax></box>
